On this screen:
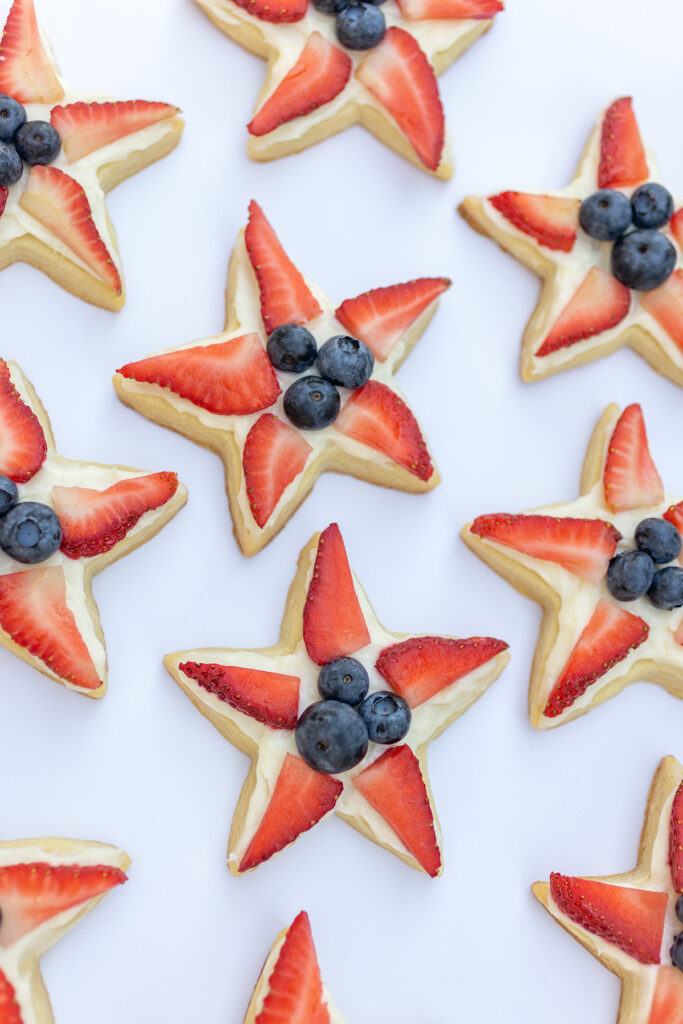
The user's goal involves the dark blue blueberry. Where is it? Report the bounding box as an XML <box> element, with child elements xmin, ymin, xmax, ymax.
<box><xmin>358</xmin><ymin>690</ymin><xmax>411</xmax><ymax>744</ymax></box>
<box><xmin>635</xmin><ymin>518</ymin><xmax>682</xmax><ymax>564</ymax></box>
<box><xmin>14</xmin><ymin>121</ymin><xmax>61</xmax><ymax>166</ymax></box>
<box><xmin>267</xmin><ymin>323</ymin><xmax>317</xmax><ymax>373</ymax></box>
<box><xmin>611</xmin><ymin>229</ymin><xmax>676</xmax><ymax>290</ymax></box>
<box><xmin>317</xmin><ymin>335</ymin><xmax>374</xmax><ymax>389</ymax></box>
<box><xmin>648</xmin><ymin>566</ymin><xmax>683</xmax><ymax>609</ymax></box>
<box><xmin>283</xmin><ymin>375</ymin><xmax>340</xmax><ymax>429</ymax></box>
<box><xmin>295</xmin><ymin>700</ymin><xmax>368</xmax><ymax>773</ymax></box>
<box><xmin>606</xmin><ymin>550</ymin><xmax>655</xmax><ymax>602</ymax></box>
<box><xmin>0</xmin><ymin>95</ymin><xmax>26</xmax><ymax>143</ymax></box>
<box><xmin>0</xmin><ymin>476</ymin><xmax>18</xmax><ymax>517</ymax></box>
<box><xmin>336</xmin><ymin>3</ymin><xmax>385</xmax><ymax>49</ymax></box>
<box><xmin>672</xmin><ymin>932</ymin><xmax>683</xmax><ymax>970</ymax></box>
<box><xmin>313</xmin><ymin>0</ymin><xmax>350</xmax><ymax>11</ymax></box>
<box><xmin>579</xmin><ymin>190</ymin><xmax>632</xmax><ymax>241</ymax></box>
<box><xmin>0</xmin><ymin>502</ymin><xmax>61</xmax><ymax>564</ymax></box>
<box><xmin>677</xmin><ymin>895</ymin><xmax>683</xmax><ymax>925</ymax></box>
<box><xmin>318</xmin><ymin>657</ymin><xmax>369</xmax><ymax>705</ymax></box>
<box><xmin>631</xmin><ymin>183</ymin><xmax>674</xmax><ymax>230</ymax></box>
<box><xmin>0</xmin><ymin>142</ymin><xmax>23</xmax><ymax>188</ymax></box>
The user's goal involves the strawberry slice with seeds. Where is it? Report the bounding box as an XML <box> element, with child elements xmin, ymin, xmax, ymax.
<box><xmin>19</xmin><ymin>167</ymin><xmax>121</xmax><ymax>294</ymax></box>
<box><xmin>489</xmin><ymin>192</ymin><xmax>580</xmax><ymax>253</ymax></box>
<box><xmin>248</xmin><ymin>33</ymin><xmax>351</xmax><ymax>137</ymax></box>
<box><xmin>117</xmin><ymin>333</ymin><xmax>280</xmax><ymax>416</ymax></box>
<box><xmin>598</xmin><ymin>97</ymin><xmax>649</xmax><ymax>190</ymax></box>
<box><xmin>256</xmin><ymin>911</ymin><xmax>330</xmax><ymax>1024</ymax></box>
<box><xmin>0</xmin><ymin>360</ymin><xmax>46</xmax><ymax>483</ymax></box>
<box><xmin>549</xmin><ymin>873</ymin><xmax>666</xmax><ymax>964</ymax></box>
<box><xmin>603</xmin><ymin>403</ymin><xmax>664</xmax><ymax>512</ymax></box>
<box><xmin>0</xmin><ymin>968</ymin><xmax>21</xmax><ymax>1024</ymax></box>
<box><xmin>649</xmin><ymin>967</ymin><xmax>683</xmax><ymax>1024</ymax></box>
<box><xmin>671</xmin><ymin>781</ymin><xmax>683</xmax><ymax>893</ymax></box>
<box><xmin>52</xmin><ymin>471</ymin><xmax>179</xmax><ymax>559</ymax></box>
<box><xmin>239</xmin><ymin>754</ymin><xmax>342</xmax><ymax>872</ymax></box>
<box><xmin>233</xmin><ymin>0</ymin><xmax>307</xmax><ymax>23</ymax></box>
<box><xmin>663</xmin><ymin>503</ymin><xmax>683</xmax><ymax>564</ymax></box>
<box><xmin>544</xmin><ymin>599</ymin><xmax>648</xmax><ymax>718</ymax></box>
<box><xmin>396</xmin><ymin>0</ymin><xmax>502</xmax><ymax>18</ymax></box>
<box><xmin>0</xmin><ymin>568</ymin><xmax>101</xmax><ymax>691</ymax></box>
<box><xmin>376</xmin><ymin>635</ymin><xmax>508</xmax><ymax>708</ymax></box>
<box><xmin>536</xmin><ymin>267</ymin><xmax>630</xmax><ymax>357</ymax></box>
<box><xmin>353</xmin><ymin>745</ymin><xmax>441</xmax><ymax>877</ymax></box>
<box><xmin>642</xmin><ymin>269</ymin><xmax>683</xmax><ymax>356</ymax></box>
<box><xmin>243</xmin><ymin>414</ymin><xmax>312</xmax><ymax>528</ymax></box>
<box><xmin>245</xmin><ymin>200</ymin><xmax>322</xmax><ymax>333</ymax></box>
<box><xmin>356</xmin><ymin>28</ymin><xmax>444</xmax><ymax>173</ymax></box>
<box><xmin>51</xmin><ymin>100</ymin><xmax>179</xmax><ymax>163</ymax></box>
<box><xmin>335</xmin><ymin>278</ymin><xmax>450</xmax><ymax>362</ymax></box>
<box><xmin>470</xmin><ymin>514</ymin><xmax>621</xmax><ymax>585</ymax></box>
<box><xmin>179</xmin><ymin>661</ymin><xmax>300</xmax><ymax>729</ymax></box>
<box><xmin>0</xmin><ymin>0</ymin><xmax>63</xmax><ymax>103</ymax></box>
<box><xmin>670</xmin><ymin>209</ymin><xmax>683</xmax><ymax>249</ymax></box>
<box><xmin>303</xmin><ymin>523</ymin><xmax>370</xmax><ymax>666</ymax></box>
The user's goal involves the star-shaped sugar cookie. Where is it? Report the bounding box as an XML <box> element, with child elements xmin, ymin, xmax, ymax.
<box><xmin>193</xmin><ymin>0</ymin><xmax>502</xmax><ymax>178</ymax></box>
<box><xmin>460</xmin><ymin>98</ymin><xmax>683</xmax><ymax>385</ymax></box>
<box><xmin>0</xmin><ymin>0</ymin><xmax>183</xmax><ymax>310</ymax></box>
<box><xmin>165</xmin><ymin>523</ymin><xmax>509</xmax><ymax>876</ymax></box>
<box><xmin>462</xmin><ymin>402</ymin><xmax>683</xmax><ymax>729</ymax></box>
<box><xmin>114</xmin><ymin>200</ymin><xmax>447</xmax><ymax>556</ymax></box>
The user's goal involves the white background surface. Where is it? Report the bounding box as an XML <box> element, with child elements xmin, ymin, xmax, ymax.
<box><xmin>4</xmin><ymin>0</ymin><xmax>683</xmax><ymax>1020</ymax></box>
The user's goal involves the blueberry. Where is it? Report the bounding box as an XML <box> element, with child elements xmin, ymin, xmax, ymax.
<box><xmin>579</xmin><ymin>190</ymin><xmax>632</xmax><ymax>241</ymax></box>
<box><xmin>318</xmin><ymin>657</ymin><xmax>369</xmax><ymax>705</ymax></box>
<box><xmin>283</xmin><ymin>376</ymin><xmax>340</xmax><ymax>429</ymax></box>
<box><xmin>313</xmin><ymin>0</ymin><xmax>350</xmax><ymax>11</ymax></box>
<box><xmin>0</xmin><ymin>142</ymin><xmax>23</xmax><ymax>188</ymax></box>
<box><xmin>611</xmin><ymin>229</ymin><xmax>676</xmax><ymax>291</ymax></box>
<box><xmin>677</xmin><ymin>895</ymin><xmax>683</xmax><ymax>925</ymax></box>
<box><xmin>0</xmin><ymin>502</ymin><xmax>61</xmax><ymax>564</ymax></box>
<box><xmin>14</xmin><ymin>121</ymin><xmax>61</xmax><ymax>166</ymax></box>
<box><xmin>648</xmin><ymin>567</ymin><xmax>683</xmax><ymax>609</ymax></box>
<box><xmin>317</xmin><ymin>335</ymin><xmax>374</xmax><ymax>390</ymax></box>
<box><xmin>0</xmin><ymin>95</ymin><xmax>26</xmax><ymax>143</ymax></box>
<box><xmin>631</xmin><ymin>183</ymin><xmax>674</xmax><ymax>230</ymax></box>
<box><xmin>635</xmin><ymin>518</ymin><xmax>682</xmax><ymax>564</ymax></box>
<box><xmin>672</xmin><ymin>932</ymin><xmax>683</xmax><ymax>971</ymax></box>
<box><xmin>0</xmin><ymin>477</ymin><xmax>18</xmax><ymax>517</ymax></box>
<box><xmin>267</xmin><ymin>323</ymin><xmax>317</xmax><ymax>373</ymax></box>
<box><xmin>336</xmin><ymin>3</ymin><xmax>385</xmax><ymax>49</ymax></box>
<box><xmin>295</xmin><ymin>700</ymin><xmax>369</xmax><ymax>773</ymax></box>
<box><xmin>358</xmin><ymin>691</ymin><xmax>411</xmax><ymax>744</ymax></box>
<box><xmin>606</xmin><ymin>550</ymin><xmax>655</xmax><ymax>601</ymax></box>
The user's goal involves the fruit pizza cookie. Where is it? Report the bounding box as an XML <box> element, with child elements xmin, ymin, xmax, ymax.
<box><xmin>165</xmin><ymin>523</ymin><xmax>509</xmax><ymax>876</ymax></box>
<box><xmin>114</xmin><ymin>201</ymin><xmax>448</xmax><ymax>555</ymax></box>
<box><xmin>460</xmin><ymin>98</ymin><xmax>683</xmax><ymax>386</ymax></box>
<box><xmin>192</xmin><ymin>0</ymin><xmax>502</xmax><ymax>178</ymax></box>
<box><xmin>0</xmin><ymin>0</ymin><xmax>182</xmax><ymax>310</ymax></box>
<box><xmin>462</xmin><ymin>403</ymin><xmax>683</xmax><ymax>728</ymax></box>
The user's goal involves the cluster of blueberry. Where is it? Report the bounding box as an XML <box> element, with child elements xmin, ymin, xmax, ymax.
<box><xmin>671</xmin><ymin>900</ymin><xmax>683</xmax><ymax>970</ymax></box>
<box><xmin>0</xmin><ymin>475</ymin><xmax>61</xmax><ymax>563</ymax></box>
<box><xmin>295</xmin><ymin>656</ymin><xmax>411</xmax><ymax>774</ymax></box>
<box><xmin>313</xmin><ymin>0</ymin><xmax>386</xmax><ymax>52</ymax></box>
<box><xmin>267</xmin><ymin>323</ymin><xmax>374</xmax><ymax>430</ymax></box>
<box><xmin>606</xmin><ymin>517</ymin><xmax>683</xmax><ymax>609</ymax></box>
<box><xmin>579</xmin><ymin>183</ymin><xmax>677</xmax><ymax>291</ymax></box>
<box><xmin>0</xmin><ymin>94</ymin><xmax>62</xmax><ymax>189</ymax></box>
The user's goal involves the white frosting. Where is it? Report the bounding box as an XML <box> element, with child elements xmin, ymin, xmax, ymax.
<box><xmin>249</xmin><ymin>928</ymin><xmax>346</xmax><ymax>1023</ymax></box>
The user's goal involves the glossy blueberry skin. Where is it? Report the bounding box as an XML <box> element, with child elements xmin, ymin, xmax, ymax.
<box><xmin>676</xmin><ymin>895</ymin><xmax>683</xmax><ymax>926</ymax></box>
<box><xmin>0</xmin><ymin>502</ymin><xmax>61</xmax><ymax>564</ymax></box>
<box><xmin>295</xmin><ymin>700</ymin><xmax>369</xmax><ymax>774</ymax></box>
<box><xmin>14</xmin><ymin>121</ymin><xmax>61</xmax><ymax>165</ymax></box>
<box><xmin>648</xmin><ymin>567</ymin><xmax>683</xmax><ymax>610</ymax></box>
<box><xmin>611</xmin><ymin>229</ymin><xmax>676</xmax><ymax>291</ymax></box>
<box><xmin>313</xmin><ymin>0</ymin><xmax>350</xmax><ymax>11</ymax></box>
<box><xmin>358</xmin><ymin>691</ymin><xmax>411</xmax><ymax>744</ymax></box>
<box><xmin>336</xmin><ymin>3</ymin><xmax>385</xmax><ymax>49</ymax></box>
<box><xmin>635</xmin><ymin>518</ymin><xmax>682</xmax><ymax>564</ymax></box>
<box><xmin>631</xmin><ymin>183</ymin><xmax>674</xmax><ymax>230</ymax></box>
<box><xmin>318</xmin><ymin>657</ymin><xmax>369</xmax><ymax>706</ymax></box>
<box><xmin>606</xmin><ymin>550</ymin><xmax>655</xmax><ymax>602</ymax></box>
<box><xmin>0</xmin><ymin>142</ymin><xmax>23</xmax><ymax>188</ymax></box>
<box><xmin>579</xmin><ymin>190</ymin><xmax>632</xmax><ymax>241</ymax></box>
<box><xmin>672</xmin><ymin>932</ymin><xmax>683</xmax><ymax>970</ymax></box>
<box><xmin>317</xmin><ymin>335</ymin><xmax>374</xmax><ymax>390</ymax></box>
<box><xmin>0</xmin><ymin>477</ymin><xmax>18</xmax><ymax>517</ymax></box>
<box><xmin>267</xmin><ymin>323</ymin><xmax>317</xmax><ymax>373</ymax></box>
<box><xmin>0</xmin><ymin>95</ymin><xmax>26</xmax><ymax>143</ymax></box>
<box><xmin>283</xmin><ymin>376</ymin><xmax>340</xmax><ymax>429</ymax></box>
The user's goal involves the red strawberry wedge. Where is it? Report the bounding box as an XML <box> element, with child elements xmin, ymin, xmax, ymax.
<box><xmin>256</xmin><ymin>912</ymin><xmax>330</xmax><ymax>1024</ymax></box>
<box><xmin>233</xmin><ymin>0</ymin><xmax>307</xmax><ymax>23</ymax></box>
<box><xmin>663</xmin><ymin>502</ymin><xmax>683</xmax><ymax>564</ymax></box>
<box><xmin>335</xmin><ymin>278</ymin><xmax>450</xmax><ymax>362</ymax></box>
<box><xmin>0</xmin><ymin>360</ymin><xmax>46</xmax><ymax>483</ymax></box>
<box><xmin>0</xmin><ymin>0</ymin><xmax>63</xmax><ymax>103</ymax></box>
<box><xmin>603</xmin><ymin>404</ymin><xmax>664</xmax><ymax>512</ymax></box>
<box><xmin>670</xmin><ymin>210</ymin><xmax>683</xmax><ymax>250</ymax></box>
<box><xmin>376</xmin><ymin>636</ymin><xmax>508</xmax><ymax>708</ymax></box>
<box><xmin>642</xmin><ymin>269</ymin><xmax>683</xmax><ymax>356</ymax></box>
<box><xmin>179</xmin><ymin>661</ymin><xmax>300</xmax><ymax>729</ymax></box>
<box><xmin>489</xmin><ymin>192</ymin><xmax>580</xmax><ymax>253</ymax></box>
<box><xmin>248</xmin><ymin>33</ymin><xmax>351</xmax><ymax>137</ymax></box>
<box><xmin>243</xmin><ymin>414</ymin><xmax>312</xmax><ymax>528</ymax></box>
<box><xmin>544</xmin><ymin>599</ymin><xmax>648</xmax><ymax>718</ymax></box>
<box><xmin>52</xmin><ymin>471</ymin><xmax>179</xmax><ymax>559</ymax></box>
<box><xmin>671</xmin><ymin>781</ymin><xmax>683</xmax><ymax>893</ymax></box>
<box><xmin>396</xmin><ymin>0</ymin><xmax>502</xmax><ymax>17</ymax></box>
<box><xmin>536</xmin><ymin>267</ymin><xmax>630</xmax><ymax>357</ymax></box>
<box><xmin>549</xmin><ymin>873</ymin><xmax>666</xmax><ymax>964</ymax></box>
<box><xmin>117</xmin><ymin>334</ymin><xmax>281</xmax><ymax>416</ymax></box>
<box><xmin>598</xmin><ymin>97</ymin><xmax>649</xmax><ymax>190</ymax></box>
<box><xmin>649</xmin><ymin>967</ymin><xmax>683</xmax><ymax>1024</ymax></box>
<box><xmin>51</xmin><ymin>101</ymin><xmax>179</xmax><ymax>163</ymax></box>
<box><xmin>356</xmin><ymin>28</ymin><xmax>444</xmax><ymax>173</ymax></box>
<box><xmin>353</xmin><ymin>745</ymin><xmax>441</xmax><ymax>877</ymax></box>
<box><xmin>303</xmin><ymin>524</ymin><xmax>370</xmax><ymax>665</ymax></box>
<box><xmin>0</xmin><ymin>968</ymin><xmax>21</xmax><ymax>1024</ymax></box>
<box><xmin>239</xmin><ymin>754</ymin><xmax>342</xmax><ymax>872</ymax></box>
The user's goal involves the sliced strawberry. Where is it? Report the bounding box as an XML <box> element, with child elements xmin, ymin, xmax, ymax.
<box><xmin>19</xmin><ymin>167</ymin><xmax>121</xmax><ymax>294</ymax></box>
<box><xmin>52</xmin><ymin>471</ymin><xmax>179</xmax><ymax>559</ymax></box>
<box><xmin>603</xmin><ymin>403</ymin><xmax>664</xmax><ymax>512</ymax></box>
<box><xmin>51</xmin><ymin>100</ymin><xmax>179</xmax><ymax>163</ymax></box>
<box><xmin>256</xmin><ymin>911</ymin><xmax>330</xmax><ymax>1024</ymax></box>
<box><xmin>117</xmin><ymin>334</ymin><xmax>280</xmax><ymax>416</ymax></box>
<box><xmin>670</xmin><ymin>209</ymin><xmax>683</xmax><ymax>249</ymax></box>
<box><xmin>676</xmin><ymin>619</ymin><xmax>683</xmax><ymax>647</ymax></box>
<box><xmin>489</xmin><ymin>192</ymin><xmax>580</xmax><ymax>253</ymax></box>
<box><xmin>303</xmin><ymin>523</ymin><xmax>370</xmax><ymax>666</ymax></box>
<box><xmin>598</xmin><ymin>97</ymin><xmax>649</xmax><ymax>190</ymax></box>
<box><xmin>671</xmin><ymin>781</ymin><xmax>683</xmax><ymax>893</ymax></box>
<box><xmin>243</xmin><ymin>414</ymin><xmax>312</xmax><ymax>528</ymax></box>
<box><xmin>179</xmin><ymin>661</ymin><xmax>300</xmax><ymax>729</ymax></box>
<box><xmin>642</xmin><ymin>268</ymin><xmax>683</xmax><ymax>356</ymax></box>
<box><xmin>356</xmin><ymin>28</ymin><xmax>444</xmax><ymax>172</ymax></box>
<box><xmin>232</xmin><ymin>0</ymin><xmax>307</xmax><ymax>23</ymax></box>
<box><xmin>376</xmin><ymin>636</ymin><xmax>508</xmax><ymax>708</ymax></box>
<box><xmin>0</xmin><ymin>360</ymin><xmax>46</xmax><ymax>483</ymax></box>
<box><xmin>544</xmin><ymin>599</ymin><xmax>648</xmax><ymax>718</ymax></box>
<box><xmin>0</xmin><ymin>968</ymin><xmax>22</xmax><ymax>1024</ymax></box>
<box><xmin>353</xmin><ymin>745</ymin><xmax>441</xmax><ymax>877</ymax></box>
<box><xmin>335</xmin><ymin>278</ymin><xmax>450</xmax><ymax>362</ymax></box>
<box><xmin>470</xmin><ymin>514</ymin><xmax>621</xmax><ymax>585</ymax></box>
<box><xmin>663</xmin><ymin>502</ymin><xmax>683</xmax><ymax>564</ymax></box>
<box><xmin>248</xmin><ymin>33</ymin><xmax>351</xmax><ymax>137</ymax></box>
<box><xmin>536</xmin><ymin>267</ymin><xmax>630</xmax><ymax>357</ymax></box>
<box><xmin>239</xmin><ymin>754</ymin><xmax>342</xmax><ymax>872</ymax></box>
<box><xmin>0</xmin><ymin>568</ymin><xmax>101</xmax><ymax>691</ymax></box>
<box><xmin>648</xmin><ymin>967</ymin><xmax>683</xmax><ymax>1024</ymax></box>
<box><xmin>0</xmin><ymin>188</ymin><xmax>8</xmax><ymax>219</ymax></box>
<box><xmin>0</xmin><ymin>0</ymin><xmax>63</xmax><ymax>103</ymax></box>
<box><xmin>396</xmin><ymin>0</ymin><xmax>502</xmax><ymax>18</ymax></box>
<box><xmin>245</xmin><ymin>200</ymin><xmax>322</xmax><ymax>333</ymax></box>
